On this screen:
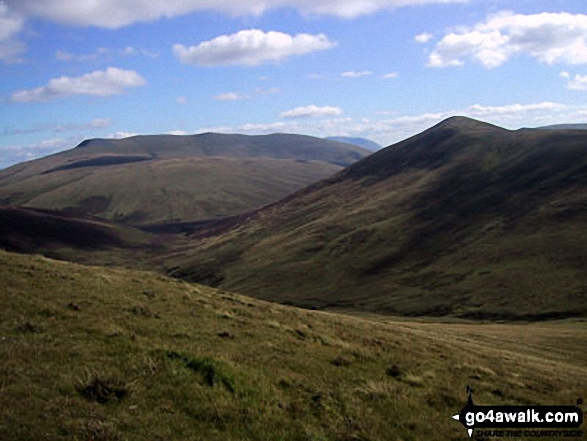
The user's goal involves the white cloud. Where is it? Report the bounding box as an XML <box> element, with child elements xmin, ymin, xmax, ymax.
<box><xmin>281</xmin><ymin>105</ymin><xmax>344</xmax><ymax>118</ymax></box>
<box><xmin>256</xmin><ymin>86</ymin><xmax>280</xmax><ymax>95</ymax></box>
<box><xmin>239</xmin><ymin>122</ymin><xmax>292</xmax><ymax>132</ymax></box>
<box><xmin>10</xmin><ymin>67</ymin><xmax>146</xmax><ymax>102</ymax></box>
<box><xmin>8</xmin><ymin>118</ymin><xmax>113</xmax><ymax>135</ymax></box>
<box><xmin>121</xmin><ymin>46</ymin><xmax>159</xmax><ymax>58</ymax></box>
<box><xmin>89</xmin><ymin>118</ymin><xmax>112</xmax><ymax>128</ymax></box>
<box><xmin>566</xmin><ymin>74</ymin><xmax>587</xmax><ymax>91</ymax></box>
<box><xmin>55</xmin><ymin>46</ymin><xmax>157</xmax><ymax>62</ymax></box>
<box><xmin>212</xmin><ymin>87</ymin><xmax>279</xmax><ymax>101</ymax></box>
<box><xmin>0</xmin><ymin>4</ymin><xmax>26</xmax><ymax>63</ymax></box>
<box><xmin>0</xmin><ymin>4</ymin><xmax>23</xmax><ymax>40</ymax></box>
<box><xmin>428</xmin><ymin>12</ymin><xmax>587</xmax><ymax>68</ymax></box>
<box><xmin>465</xmin><ymin>102</ymin><xmax>564</xmax><ymax>116</ymax></box>
<box><xmin>56</xmin><ymin>46</ymin><xmax>109</xmax><ymax>62</ymax></box>
<box><xmin>560</xmin><ymin>71</ymin><xmax>570</xmax><ymax>78</ymax></box>
<box><xmin>213</xmin><ymin>92</ymin><xmax>250</xmax><ymax>101</ymax></box>
<box><xmin>54</xmin><ymin>118</ymin><xmax>113</xmax><ymax>132</ymax></box>
<box><xmin>198</xmin><ymin>121</ymin><xmax>299</xmax><ymax>135</ymax></box>
<box><xmin>367</xmin><ymin>102</ymin><xmax>570</xmax><ymax>142</ymax></box>
<box><xmin>192</xmin><ymin>101</ymin><xmax>587</xmax><ymax>148</ymax></box>
<box><xmin>107</xmin><ymin>131</ymin><xmax>138</xmax><ymax>139</ymax></box>
<box><xmin>414</xmin><ymin>32</ymin><xmax>433</xmax><ymax>43</ymax></box>
<box><xmin>0</xmin><ymin>137</ymin><xmax>79</xmax><ymax>169</ymax></box>
<box><xmin>173</xmin><ymin>29</ymin><xmax>336</xmax><ymax>67</ymax></box>
<box><xmin>341</xmin><ymin>70</ymin><xmax>372</xmax><ymax>78</ymax></box>
<box><xmin>313</xmin><ymin>102</ymin><xmax>569</xmax><ymax>143</ymax></box>
<box><xmin>166</xmin><ymin>130</ymin><xmax>188</xmax><ymax>135</ymax></box>
<box><xmin>9</xmin><ymin>0</ymin><xmax>468</xmax><ymax>28</ymax></box>
<box><xmin>381</xmin><ymin>72</ymin><xmax>399</xmax><ymax>79</ymax></box>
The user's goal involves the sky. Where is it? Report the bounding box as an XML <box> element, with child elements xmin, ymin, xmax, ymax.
<box><xmin>1</xmin><ymin>0</ymin><xmax>587</xmax><ymax>168</ymax></box>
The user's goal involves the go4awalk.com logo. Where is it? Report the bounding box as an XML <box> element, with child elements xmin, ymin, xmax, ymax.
<box><xmin>452</xmin><ymin>386</ymin><xmax>584</xmax><ymax>438</ymax></box>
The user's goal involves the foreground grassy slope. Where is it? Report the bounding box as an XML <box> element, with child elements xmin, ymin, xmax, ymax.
<box><xmin>0</xmin><ymin>157</ymin><xmax>341</xmax><ymax>225</ymax></box>
<box><xmin>165</xmin><ymin>117</ymin><xmax>587</xmax><ymax>319</ymax></box>
<box><xmin>1</xmin><ymin>249</ymin><xmax>585</xmax><ymax>440</ymax></box>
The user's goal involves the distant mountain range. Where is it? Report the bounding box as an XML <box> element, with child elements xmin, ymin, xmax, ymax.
<box><xmin>326</xmin><ymin>136</ymin><xmax>381</xmax><ymax>150</ymax></box>
<box><xmin>2</xmin><ymin>118</ymin><xmax>587</xmax><ymax>320</ymax></box>
<box><xmin>166</xmin><ymin>117</ymin><xmax>587</xmax><ymax>320</ymax></box>
<box><xmin>0</xmin><ymin>133</ymin><xmax>368</xmax><ymax>225</ymax></box>
<box><xmin>537</xmin><ymin>123</ymin><xmax>587</xmax><ymax>130</ymax></box>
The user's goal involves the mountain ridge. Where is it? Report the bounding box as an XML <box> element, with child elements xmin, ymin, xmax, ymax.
<box><xmin>0</xmin><ymin>133</ymin><xmax>368</xmax><ymax>225</ymax></box>
<box><xmin>164</xmin><ymin>117</ymin><xmax>587</xmax><ymax>319</ymax></box>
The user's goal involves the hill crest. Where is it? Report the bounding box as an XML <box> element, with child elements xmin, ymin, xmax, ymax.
<box><xmin>165</xmin><ymin>117</ymin><xmax>587</xmax><ymax>319</ymax></box>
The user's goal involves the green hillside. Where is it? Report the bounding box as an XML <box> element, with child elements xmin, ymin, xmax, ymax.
<box><xmin>72</xmin><ymin>133</ymin><xmax>368</xmax><ymax>164</ymax></box>
<box><xmin>0</xmin><ymin>133</ymin><xmax>369</xmax><ymax>225</ymax></box>
<box><xmin>0</xmin><ymin>157</ymin><xmax>341</xmax><ymax>225</ymax></box>
<box><xmin>0</xmin><ymin>133</ymin><xmax>368</xmax><ymax>183</ymax></box>
<box><xmin>165</xmin><ymin>117</ymin><xmax>587</xmax><ymax>319</ymax></box>
<box><xmin>1</xmin><ymin>249</ymin><xmax>585</xmax><ymax>440</ymax></box>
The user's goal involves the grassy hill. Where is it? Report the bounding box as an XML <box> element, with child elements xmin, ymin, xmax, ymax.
<box><xmin>538</xmin><ymin>124</ymin><xmax>587</xmax><ymax>130</ymax></box>
<box><xmin>164</xmin><ymin>117</ymin><xmax>587</xmax><ymax>319</ymax></box>
<box><xmin>0</xmin><ymin>157</ymin><xmax>342</xmax><ymax>225</ymax></box>
<box><xmin>326</xmin><ymin>136</ymin><xmax>381</xmax><ymax>151</ymax></box>
<box><xmin>0</xmin><ymin>133</ymin><xmax>367</xmax><ymax>225</ymax></box>
<box><xmin>1</xmin><ymin>249</ymin><xmax>585</xmax><ymax>440</ymax></box>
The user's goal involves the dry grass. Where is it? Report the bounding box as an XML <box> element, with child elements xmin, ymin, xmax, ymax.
<box><xmin>0</xmin><ymin>249</ymin><xmax>585</xmax><ymax>440</ymax></box>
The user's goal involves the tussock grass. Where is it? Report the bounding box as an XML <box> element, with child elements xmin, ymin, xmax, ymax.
<box><xmin>0</xmin><ymin>250</ymin><xmax>585</xmax><ymax>440</ymax></box>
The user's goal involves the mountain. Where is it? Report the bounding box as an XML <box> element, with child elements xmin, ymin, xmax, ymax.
<box><xmin>0</xmin><ymin>133</ymin><xmax>368</xmax><ymax>225</ymax></box>
<box><xmin>0</xmin><ymin>207</ymin><xmax>129</xmax><ymax>252</ymax></box>
<box><xmin>165</xmin><ymin>117</ymin><xmax>587</xmax><ymax>320</ymax></box>
<box><xmin>1</xmin><ymin>249</ymin><xmax>584</xmax><ymax>440</ymax></box>
<box><xmin>537</xmin><ymin>123</ymin><xmax>587</xmax><ymax>130</ymax></box>
<box><xmin>326</xmin><ymin>136</ymin><xmax>381</xmax><ymax>150</ymax></box>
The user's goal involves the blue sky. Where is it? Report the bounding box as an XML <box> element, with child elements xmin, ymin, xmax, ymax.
<box><xmin>2</xmin><ymin>0</ymin><xmax>587</xmax><ymax>168</ymax></box>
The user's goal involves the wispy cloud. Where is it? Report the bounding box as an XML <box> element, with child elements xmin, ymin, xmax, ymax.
<box><xmin>7</xmin><ymin>118</ymin><xmax>112</xmax><ymax>135</ymax></box>
<box><xmin>10</xmin><ymin>67</ymin><xmax>146</xmax><ymax>102</ymax></box>
<box><xmin>212</xmin><ymin>87</ymin><xmax>279</xmax><ymax>101</ymax></box>
<box><xmin>565</xmin><ymin>73</ymin><xmax>587</xmax><ymax>91</ymax></box>
<box><xmin>0</xmin><ymin>137</ymin><xmax>80</xmax><ymax>169</ymax></box>
<box><xmin>207</xmin><ymin>101</ymin><xmax>576</xmax><ymax>147</ymax></box>
<box><xmin>0</xmin><ymin>3</ymin><xmax>26</xmax><ymax>63</ymax></box>
<box><xmin>428</xmin><ymin>12</ymin><xmax>587</xmax><ymax>69</ymax></box>
<box><xmin>10</xmin><ymin>0</ymin><xmax>469</xmax><ymax>29</ymax></box>
<box><xmin>341</xmin><ymin>70</ymin><xmax>372</xmax><ymax>78</ymax></box>
<box><xmin>55</xmin><ymin>46</ymin><xmax>158</xmax><ymax>62</ymax></box>
<box><xmin>173</xmin><ymin>29</ymin><xmax>336</xmax><ymax>67</ymax></box>
<box><xmin>213</xmin><ymin>92</ymin><xmax>250</xmax><ymax>101</ymax></box>
<box><xmin>281</xmin><ymin>105</ymin><xmax>344</xmax><ymax>118</ymax></box>
<box><xmin>107</xmin><ymin>131</ymin><xmax>138</xmax><ymax>139</ymax></box>
<box><xmin>414</xmin><ymin>32</ymin><xmax>434</xmax><ymax>43</ymax></box>
<box><xmin>381</xmin><ymin>72</ymin><xmax>399</xmax><ymax>79</ymax></box>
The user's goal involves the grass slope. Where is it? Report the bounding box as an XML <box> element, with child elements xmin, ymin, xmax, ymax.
<box><xmin>326</xmin><ymin>137</ymin><xmax>381</xmax><ymax>151</ymax></box>
<box><xmin>0</xmin><ymin>207</ymin><xmax>150</xmax><ymax>253</ymax></box>
<box><xmin>0</xmin><ymin>133</ymin><xmax>368</xmax><ymax>183</ymax></box>
<box><xmin>1</xmin><ymin>249</ymin><xmax>585</xmax><ymax>440</ymax></box>
<box><xmin>0</xmin><ymin>133</ymin><xmax>368</xmax><ymax>225</ymax></box>
<box><xmin>165</xmin><ymin>117</ymin><xmax>587</xmax><ymax>319</ymax></box>
<box><xmin>0</xmin><ymin>157</ymin><xmax>342</xmax><ymax>225</ymax></box>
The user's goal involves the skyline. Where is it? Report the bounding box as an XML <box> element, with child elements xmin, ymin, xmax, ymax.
<box><xmin>2</xmin><ymin>0</ymin><xmax>587</xmax><ymax>168</ymax></box>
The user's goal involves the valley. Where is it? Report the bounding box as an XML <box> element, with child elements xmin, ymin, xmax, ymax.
<box><xmin>1</xmin><ymin>119</ymin><xmax>586</xmax><ymax>440</ymax></box>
